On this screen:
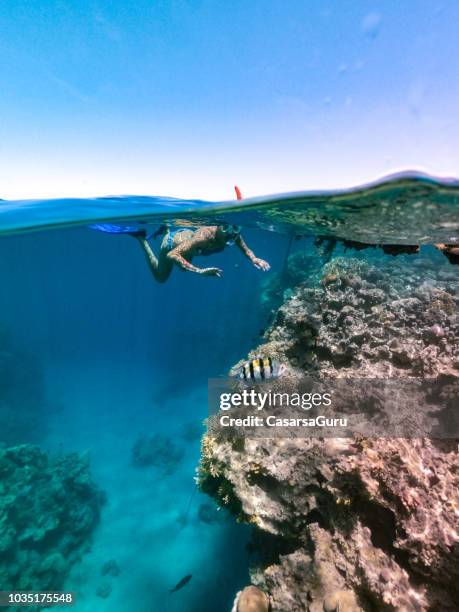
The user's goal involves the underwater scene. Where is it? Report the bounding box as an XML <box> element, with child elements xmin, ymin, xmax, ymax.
<box><xmin>0</xmin><ymin>173</ymin><xmax>458</xmax><ymax>612</ymax></box>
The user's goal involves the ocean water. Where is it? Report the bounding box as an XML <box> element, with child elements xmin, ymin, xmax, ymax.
<box><xmin>0</xmin><ymin>172</ymin><xmax>457</xmax><ymax>611</ymax></box>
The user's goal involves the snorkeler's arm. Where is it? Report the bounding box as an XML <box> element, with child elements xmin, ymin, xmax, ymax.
<box><xmin>235</xmin><ymin>236</ymin><xmax>271</xmax><ymax>271</ymax></box>
<box><xmin>167</xmin><ymin>236</ymin><xmax>222</xmax><ymax>277</ymax></box>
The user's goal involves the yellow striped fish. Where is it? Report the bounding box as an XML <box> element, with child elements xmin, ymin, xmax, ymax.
<box><xmin>238</xmin><ymin>357</ymin><xmax>286</xmax><ymax>382</ymax></box>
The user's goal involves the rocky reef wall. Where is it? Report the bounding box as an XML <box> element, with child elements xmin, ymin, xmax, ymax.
<box><xmin>199</xmin><ymin>254</ymin><xmax>459</xmax><ymax>611</ymax></box>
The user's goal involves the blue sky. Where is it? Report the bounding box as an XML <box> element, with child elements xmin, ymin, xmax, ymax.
<box><xmin>0</xmin><ymin>1</ymin><xmax>458</xmax><ymax>199</ymax></box>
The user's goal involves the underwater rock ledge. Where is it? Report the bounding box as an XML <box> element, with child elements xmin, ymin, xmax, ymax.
<box><xmin>0</xmin><ymin>444</ymin><xmax>104</xmax><ymax>599</ymax></box>
<box><xmin>199</xmin><ymin>256</ymin><xmax>459</xmax><ymax>611</ymax></box>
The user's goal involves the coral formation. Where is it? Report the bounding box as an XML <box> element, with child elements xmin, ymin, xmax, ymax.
<box><xmin>0</xmin><ymin>444</ymin><xmax>104</xmax><ymax>597</ymax></box>
<box><xmin>131</xmin><ymin>434</ymin><xmax>184</xmax><ymax>473</ymax></box>
<box><xmin>260</xmin><ymin>249</ymin><xmax>324</xmax><ymax>316</ymax></box>
<box><xmin>231</xmin><ymin>585</ymin><xmax>270</xmax><ymax>612</ymax></box>
<box><xmin>0</xmin><ymin>328</ymin><xmax>49</xmax><ymax>445</ymax></box>
<box><xmin>256</xmin><ymin>256</ymin><xmax>459</xmax><ymax>379</ymax></box>
<box><xmin>199</xmin><ymin>255</ymin><xmax>459</xmax><ymax>611</ymax></box>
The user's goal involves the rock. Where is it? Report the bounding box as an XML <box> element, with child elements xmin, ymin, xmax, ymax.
<box><xmin>235</xmin><ymin>585</ymin><xmax>269</xmax><ymax>612</ymax></box>
<box><xmin>391</xmin><ymin>345</ymin><xmax>415</xmax><ymax>366</ymax></box>
<box><xmin>323</xmin><ymin>590</ymin><xmax>361</xmax><ymax>612</ymax></box>
<box><xmin>358</xmin><ymin>287</ymin><xmax>386</xmax><ymax>305</ymax></box>
<box><xmin>200</xmin><ymin>256</ymin><xmax>459</xmax><ymax>611</ymax></box>
<box><xmin>424</xmin><ymin>323</ymin><xmax>446</xmax><ymax>344</ymax></box>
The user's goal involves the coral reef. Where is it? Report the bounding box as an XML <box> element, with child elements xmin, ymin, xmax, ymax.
<box><xmin>0</xmin><ymin>444</ymin><xmax>104</xmax><ymax>596</ymax></box>
<box><xmin>0</xmin><ymin>327</ymin><xmax>49</xmax><ymax>445</ymax></box>
<box><xmin>255</xmin><ymin>256</ymin><xmax>459</xmax><ymax>379</ymax></box>
<box><xmin>199</xmin><ymin>256</ymin><xmax>459</xmax><ymax>611</ymax></box>
<box><xmin>260</xmin><ymin>249</ymin><xmax>324</xmax><ymax>316</ymax></box>
<box><xmin>131</xmin><ymin>434</ymin><xmax>184</xmax><ymax>473</ymax></box>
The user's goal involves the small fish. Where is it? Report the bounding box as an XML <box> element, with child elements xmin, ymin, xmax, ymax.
<box><xmin>169</xmin><ymin>574</ymin><xmax>192</xmax><ymax>594</ymax></box>
<box><xmin>238</xmin><ymin>357</ymin><xmax>286</xmax><ymax>382</ymax></box>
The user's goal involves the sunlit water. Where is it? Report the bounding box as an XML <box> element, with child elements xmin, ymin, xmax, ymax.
<box><xmin>0</xmin><ymin>172</ymin><xmax>457</xmax><ymax>611</ymax></box>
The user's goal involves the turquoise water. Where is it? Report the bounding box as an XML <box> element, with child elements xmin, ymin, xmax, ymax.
<box><xmin>1</xmin><ymin>172</ymin><xmax>459</xmax><ymax>244</ymax></box>
<box><xmin>0</xmin><ymin>172</ymin><xmax>458</xmax><ymax>611</ymax></box>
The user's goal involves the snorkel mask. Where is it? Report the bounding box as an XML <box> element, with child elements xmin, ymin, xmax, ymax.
<box><xmin>221</xmin><ymin>224</ymin><xmax>241</xmax><ymax>245</ymax></box>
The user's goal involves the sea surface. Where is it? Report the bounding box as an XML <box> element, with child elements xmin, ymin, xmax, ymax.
<box><xmin>0</xmin><ymin>172</ymin><xmax>457</xmax><ymax>611</ymax></box>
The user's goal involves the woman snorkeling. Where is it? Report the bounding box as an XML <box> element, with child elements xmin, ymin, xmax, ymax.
<box><xmin>91</xmin><ymin>187</ymin><xmax>270</xmax><ymax>283</ymax></box>
<box><xmin>135</xmin><ymin>222</ymin><xmax>270</xmax><ymax>282</ymax></box>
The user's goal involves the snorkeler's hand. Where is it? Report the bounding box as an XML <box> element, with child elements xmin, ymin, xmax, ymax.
<box><xmin>253</xmin><ymin>258</ymin><xmax>270</xmax><ymax>271</ymax></box>
<box><xmin>200</xmin><ymin>267</ymin><xmax>223</xmax><ymax>277</ymax></box>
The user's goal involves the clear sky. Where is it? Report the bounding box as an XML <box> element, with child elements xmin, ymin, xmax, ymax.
<box><xmin>1</xmin><ymin>1</ymin><xmax>458</xmax><ymax>200</ymax></box>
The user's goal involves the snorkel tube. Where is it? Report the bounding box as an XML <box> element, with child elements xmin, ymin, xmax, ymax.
<box><xmin>223</xmin><ymin>186</ymin><xmax>243</xmax><ymax>243</ymax></box>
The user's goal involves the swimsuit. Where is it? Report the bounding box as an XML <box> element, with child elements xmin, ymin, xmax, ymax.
<box><xmin>164</xmin><ymin>226</ymin><xmax>238</xmax><ymax>254</ymax></box>
<box><xmin>164</xmin><ymin>227</ymin><xmax>194</xmax><ymax>250</ymax></box>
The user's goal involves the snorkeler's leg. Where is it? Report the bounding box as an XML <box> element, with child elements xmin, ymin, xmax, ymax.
<box><xmin>137</xmin><ymin>238</ymin><xmax>173</xmax><ymax>282</ymax></box>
